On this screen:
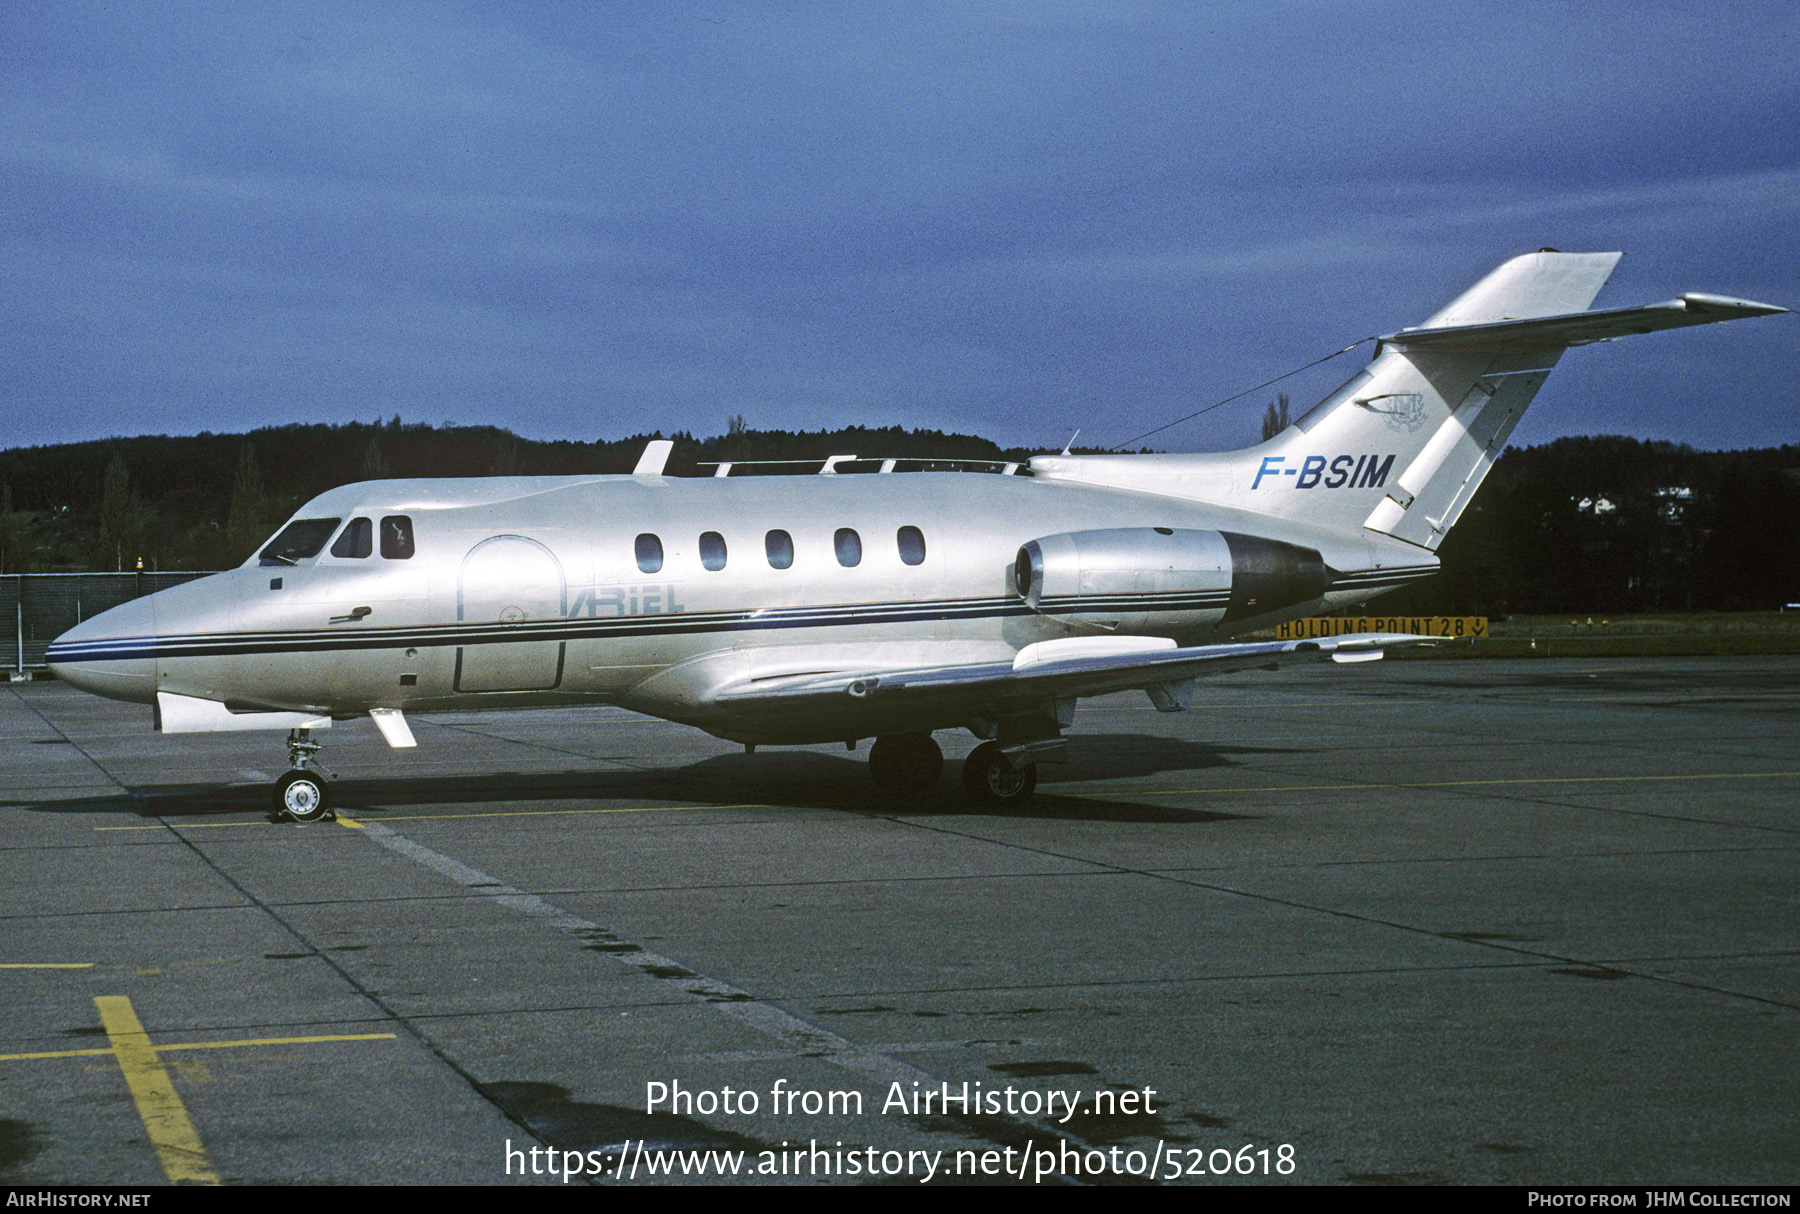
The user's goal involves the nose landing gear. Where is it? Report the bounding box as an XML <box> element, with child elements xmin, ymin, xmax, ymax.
<box><xmin>269</xmin><ymin>728</ymin><xmax>334</xmax><ymax>823</ymax></box>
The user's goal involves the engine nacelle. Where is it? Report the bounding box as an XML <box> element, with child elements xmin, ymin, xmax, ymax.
<box><xmin>1015</xmin><ymin>528</ymin><xmax>1329</xmax><ymax>634</ymax></box>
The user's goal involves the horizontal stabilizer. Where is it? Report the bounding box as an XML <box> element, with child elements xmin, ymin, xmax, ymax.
<box><xmin>1385</xmin><ymin>294</ymin><xmax>1787</xmax><ymax>351</ymax></box>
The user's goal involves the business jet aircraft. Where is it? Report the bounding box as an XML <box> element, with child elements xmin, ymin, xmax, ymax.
<box><xmin>47</xmin><ymin>251</ymin><xmax>1786</xmax><ymax>821</ymax></box>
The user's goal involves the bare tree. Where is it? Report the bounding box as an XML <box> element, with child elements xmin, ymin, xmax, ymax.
<box><xmin>488</xmin><ymin>435</ymin><xmax>521</xmax><ymax>476</ymax></box>
<box><xmin>98</xmin><ymin>453</ymin><xmax>133</xmax><ymax>571</ymax></box>
<box><xmin>1261</xmin><ymin>393</ymin><xmax>1291</xmax><ymax>441</ymax></box>
<box><xmin>226</xmin><ymin>444</ymin><xmax>267</xmax><ymax>562</ymax></box>
<box><xmin>362</xmin><ymin>432</ymin><xmax>389</xmax><ymax>480</ymax></box>
<box><xmin>725</xmin><ymin>412</ymin><xmax>751</xmax><ymax>460</ymax></box>
<box><xmin>0</xmin><ymin>483</ymin><xmax>19</xmax><ymax>574</ymax></box>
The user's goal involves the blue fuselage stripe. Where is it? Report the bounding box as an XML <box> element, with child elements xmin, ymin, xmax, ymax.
<box><xmin>50</xmin><ymin>596</ymin><xmax>1037</xmax><ymax>662</ymax></box>
<box><xmin>49</xmin><ymin>568</ymin><xmax>1434</xmax><ymax>663</ymax></box>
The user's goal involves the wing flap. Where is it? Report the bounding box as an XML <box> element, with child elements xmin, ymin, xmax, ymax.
<box><xmin>712</xmin><ymin>632</ymin><xmax>1430</xmax><ymax>715</ymax></box>
<box><xmin>1384</xmin><ymin>294</ymin><xmax>1786</xmax><ymax>351</ymax></box>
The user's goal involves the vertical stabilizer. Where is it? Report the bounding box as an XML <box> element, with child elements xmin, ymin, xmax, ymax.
<box><xmin>1032</xmin><ymin>251</ymin><xmax>1625</xmax><ymax>550</ymax></box>
<box><xmin>1033</xmin><ymin>252</ymin><xmax>1782</xmax><ymax>552</ymax></box>
<box><xmin>1237</xmin><ymin>251</ymin><xmax>1622</xmax><ymax>547</ymax></box>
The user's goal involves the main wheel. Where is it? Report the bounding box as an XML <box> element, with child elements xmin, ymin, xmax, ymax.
<box><xmin>273</xmin><ymin>768</ymin><xmax>332</xmax><ymax>823</ymax></box>
<box><xmin>961</xmin><ymin>742</ymin><xmax>1038</xmax><ymax>806</ymax></box>
<box><xmin>868</xmin><ymin>732</ymin><xmax>944</xmax><ymax>796</ymax></box>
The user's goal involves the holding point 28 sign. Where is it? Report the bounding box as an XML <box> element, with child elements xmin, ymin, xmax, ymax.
<box><xmin>1276</xmin><ymin>616</ymin><xmax>1488</xmax><ymax>640</ymax></box>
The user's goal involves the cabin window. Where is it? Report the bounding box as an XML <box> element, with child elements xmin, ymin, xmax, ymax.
<box><xmin>330</xmin><ymin>517</ymin><xmax>373</xmax><ymax>559</ymax></box>
<box><xmin>834</xmin><ymin>527</ymin><xmax>862</xmax><ymax>568</ymax></box>
<box><xmin>259</xmin><ymin>518</ymin><xmax>341</xmax><ymax>566</ymax></box>
<box><xmin>765</xmin><ymin>529</ymin><xmax>794</xmax><ymax>570</ymax></box>
<box><xmin>699</xmin><ymin>531</ymin><xmax>727</xmax><ymax>571</ymax></box>
<box><xmin>380</xmin><ymin>516</ymin><xmax>416</xmax><ymax>560</ymax></box>
<box><xmin>896</xmin><ymin>525</ymin><xmax>926</xmax><ymax>566</ymax></box>
<box><xmin>635</xmin><ymin>533</ymin><xmax>663</xmax><ymax>574</ymax></box>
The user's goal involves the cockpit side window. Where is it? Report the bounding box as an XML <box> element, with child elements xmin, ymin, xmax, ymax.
<box><xmin>259</xmin><ymin>518</ymin><xmax>342</xmax><ymax>567</ymax></box>
<box><xmin>330</xmin><ymin>517</ymin><xmax>373</xmax><ymax>559</ymax></box>
<box><xmin>380</xmin><ymin>516</ymin><xmax>416</xmax><ymax>559</ymax></box>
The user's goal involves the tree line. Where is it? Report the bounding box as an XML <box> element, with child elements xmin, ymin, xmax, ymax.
<box><xmin>1</xmin><ymin>421</ymin><xmax>1794</xmax><ymax>612</ymax></box>
<box><xmin>1380</xmin><ymin>435</ymin><xmax>1800</xmax><ymax>614</ymax></box>
<box><xmin>0</xmin><ymin>419</ymin><xmax>1016</xmax><ymax>574</ymax></box>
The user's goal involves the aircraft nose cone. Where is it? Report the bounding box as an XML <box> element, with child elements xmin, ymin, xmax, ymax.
<box><xmin>46</xmin><ymin>595</ymin><xmax>158</xmax><ymax>704</ymax></box>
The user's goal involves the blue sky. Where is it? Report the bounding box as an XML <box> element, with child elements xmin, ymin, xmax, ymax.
<box><xmin>2</xmin><ymin>2</ymin><xmax>1795</xmax><ymax>454</ymax></box>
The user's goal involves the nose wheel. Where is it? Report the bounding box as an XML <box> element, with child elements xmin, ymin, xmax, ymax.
<box><xmin>268</xmin><ymin>728</ymin><xmax>335</xmax><ymax>823</ymax></box>
<box><xmin>274</xmin><ymin>769</ymin><xmax>331</xmax><ymax>822</ymax></box>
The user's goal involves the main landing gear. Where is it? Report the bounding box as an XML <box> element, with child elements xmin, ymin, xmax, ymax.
<box><xmin>867</xmin><ymin>732</ymin><xmax>944</xmax><ymax>796</ymax></box>
<box><xmin>865</xmin><ymin>732</ymin><xmax>1041</xmax><ymax>806</ymax></box>
<box><xmin>268</xmin><ymin>728</ymin><xmax>334</xmax><ymax>824</ymax></box>
<box><xmin>961</xmin><ymin>741</ymin><xmax>1038</xmax><ymax>806</ymax></box>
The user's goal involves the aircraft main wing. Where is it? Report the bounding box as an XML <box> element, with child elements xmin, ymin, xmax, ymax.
<box><xmin>713</xmin><ymin>632</ymin><xmax>1430</xmax><ymax>716</ymax></box>
<box><xmin>1383</xmin><ymin>293</ymin><xmax>1787</xmax><ymax>352</ymax></box>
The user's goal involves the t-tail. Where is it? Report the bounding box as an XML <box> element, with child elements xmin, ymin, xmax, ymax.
<box><xmin>1031</xmin><ymin>250</ymin><xmax>1787</xmax><ymax>551</ymax></box>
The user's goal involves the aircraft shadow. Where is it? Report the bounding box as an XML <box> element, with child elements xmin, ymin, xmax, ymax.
<box><xmin>14</xmin><ymin>734</ymin><xmax>1291</xmax><ymax>825</ymax></box>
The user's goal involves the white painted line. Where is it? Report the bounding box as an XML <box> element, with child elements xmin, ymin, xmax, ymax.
<box><xmin>353</xmin><ymin>820</ymin><xmax>937</xmax><ymax>1089</ymax></box>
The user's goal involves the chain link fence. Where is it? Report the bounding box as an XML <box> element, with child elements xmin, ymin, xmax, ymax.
<box><xmin>2</xmin><ymin>572</ymin><xmax>217</xmax><ymax>673</ymax></box>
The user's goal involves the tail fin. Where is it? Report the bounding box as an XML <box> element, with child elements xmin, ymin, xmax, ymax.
<box><xmin>1032</xmin><ymin>251</ymin><xmax>1786</xmax><ymax>551</ymax></box>
<box><xmin>1267</xmin><ymin>250</ymin><xmax>1619</xmax><ymax>547</ymax></box>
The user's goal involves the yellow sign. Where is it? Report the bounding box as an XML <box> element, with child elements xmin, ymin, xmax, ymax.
<box><xmin>1274</xmin><ymin>616</ymin><xmax>1488</xmax><ymax>640</ymax></box>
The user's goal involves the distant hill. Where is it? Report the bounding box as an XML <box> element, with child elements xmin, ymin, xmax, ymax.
<box><xmin>1</xmin><ymin>424</ymin><xmax>1795</xmax><ymax>613</ymax></box>
<box><xmin>0</xmin><ymin>419</ymin><xmax>1024</xmax><ymax>572</ymax></box>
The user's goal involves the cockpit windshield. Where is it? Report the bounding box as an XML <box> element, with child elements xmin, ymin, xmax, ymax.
<box><xmin>258</xmin><ymin>518</ymin><xmax>342</xmax><ymax>566</ymax></box>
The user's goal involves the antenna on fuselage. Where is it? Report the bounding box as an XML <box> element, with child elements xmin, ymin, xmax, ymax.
<box><xmin>1061</xmin><ymin>428</ymin><xmax>1080</xmax><ymax>456</ymax></box>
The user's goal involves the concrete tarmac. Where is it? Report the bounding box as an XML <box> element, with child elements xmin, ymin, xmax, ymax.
<box><xmin>1</xmin><ymin>656</ymin><xmax>1796</xmax><ymax>1186</ymax></box>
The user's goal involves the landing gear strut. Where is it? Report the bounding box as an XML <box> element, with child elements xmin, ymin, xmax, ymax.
<box><xmin>269</xmin><ymin>728</ymin><xmax>334</xmax><ymax>823</ymax></box>
<box><xmin>962</xmin><ymin>741</ymin><xmax>1038</xmax><ymax>806</ymax></box>
<box><xmin>868</xmin><ymin>732</ymin><xmax>944</xmax><ymax>796</ymax></box>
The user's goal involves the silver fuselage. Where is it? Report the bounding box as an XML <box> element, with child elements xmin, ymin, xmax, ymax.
<box><xmin>48</xmin><ymin>470</ymin><xmax>1432</xmax><ymax>744</ymax></box>
<box><xmin>47</xmin><ymin>251</ymin><xmax>1789</xmax><ymax>750</ymax></box>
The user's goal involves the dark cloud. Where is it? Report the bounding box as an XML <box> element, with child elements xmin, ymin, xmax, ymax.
<box><xmin>1</xmin><ymin>1</ymin><xmax>1795</xmax><ymax>453</ymax></box>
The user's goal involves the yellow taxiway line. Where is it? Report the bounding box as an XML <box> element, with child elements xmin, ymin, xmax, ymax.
<box><xmin>3</xmin><ymin>998</ymin><xmax>399</xmax><ymax>1185</ymax></box>
<box><xmin>339</xmin><ymin>804</ymin><xmax>754</xmax><ymax>824</ymax></box>
<box><xmin>94</xmin><ymin>996</ymin><xmax>221</xmax><ymax>1186</ymax></box>
<box><xmin>85</xmin><ymin>771</ymin><xmax>1798</xmax><ymax>831</ymax></box>
<box><xmin>0</xmin><ymin>1031</ymin><xmax>398</xmax><ymax>1064</ymax></box>
<box><xmin>94</xmin><ymin>803</ymin><xmax>767</xmax><ymax>831</ymax></box>
<box><xmin>0</xmin><ymin>963</ymin><xmax>95</xmax><ymax>969</ymax></box>
<box><xmin>1093</xmin><ymin>770</ymin><xmax>1800</xmax><ymax>798</ymax></box>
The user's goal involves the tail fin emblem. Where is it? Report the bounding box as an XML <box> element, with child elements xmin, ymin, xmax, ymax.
<box><xmin>1357</xmin><ymin>393</ymin><xmax>1428</xmax><ymax>433</ymax></box>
